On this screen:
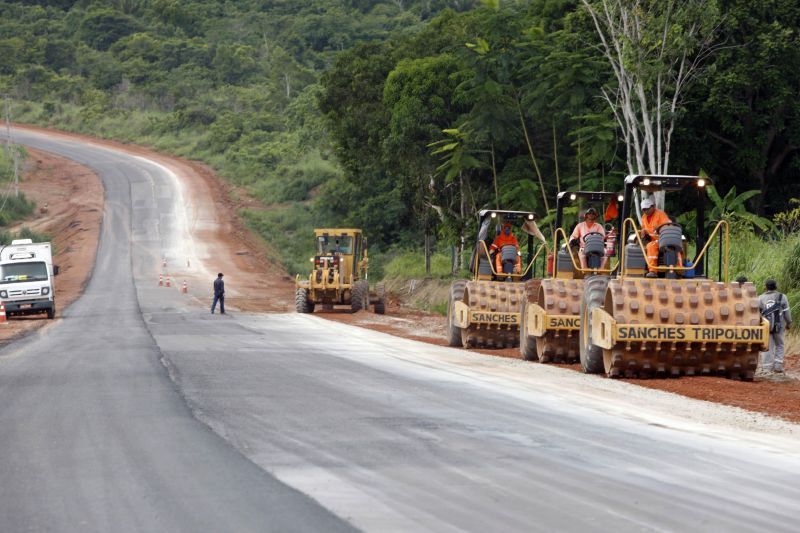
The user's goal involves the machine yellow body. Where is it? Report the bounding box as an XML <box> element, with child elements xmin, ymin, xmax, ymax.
<box><xmin>295</xmin><ymin>228</ymin><xmax>385</xmax><ymax>314</ymax></box>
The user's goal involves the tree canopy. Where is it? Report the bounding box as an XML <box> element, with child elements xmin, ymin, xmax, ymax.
<box><xmin>0</xmin><ymin>0</ymin><xmax>796</xmax><ymax>274</ymax></box>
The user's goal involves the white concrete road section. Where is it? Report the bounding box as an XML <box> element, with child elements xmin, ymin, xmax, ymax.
<box><xmin>6</xmin><ymin>128</ymin><xmax>800</xmax><ymax>532</ymax></box>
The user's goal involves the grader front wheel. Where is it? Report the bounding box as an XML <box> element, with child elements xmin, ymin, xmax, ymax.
<box><xmin>295</xmin><ymin>288</ymin><xmax>314</xmax><ymax>314</ymax></box>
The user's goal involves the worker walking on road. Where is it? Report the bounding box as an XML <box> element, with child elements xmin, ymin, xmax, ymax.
<box><xmin>211</xmin><ymin>273</ymin><xmax>225</xmax><ymax>314</ymax></box>
<box><xmin>759</xmin><ymin>279</ymin><xmax>792</xmax><ymax>373</ymax></box>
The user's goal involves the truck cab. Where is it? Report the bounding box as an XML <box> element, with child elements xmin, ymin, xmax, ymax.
<box><xmin>0</xmin><ymin>239</ymin><xmax>58</xmax><ymax>319</ymax></box>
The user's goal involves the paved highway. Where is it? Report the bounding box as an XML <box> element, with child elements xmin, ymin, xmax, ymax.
<box><xmin>6</xmin><ymin>129</ymin><xmax>800</xmax><ymax>532</ymax></box>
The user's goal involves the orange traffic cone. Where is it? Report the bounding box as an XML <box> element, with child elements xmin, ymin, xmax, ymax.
<box><xmin>181</xmin><ymin>280</ymin><xmax>188</xmax><ymax>294</ymax></box>
<box><xmin>0</xmin><ymin>303</ymin><xmax>6</xmax><ymax>323</ymax></box>
<box><xmin>159</xmin><ymin>274</ymin><xmax>163</xmax><ymax>287</ymax></box>
<box><xmin>166</xmin><ymin>276</ymin><xmax>171</xmax><ymax>288</ymax></box>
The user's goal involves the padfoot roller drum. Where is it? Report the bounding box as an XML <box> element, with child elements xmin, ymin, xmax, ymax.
<box><xmin>455</xmin><ymin>280</ymin><xmax>527</xmax><ymax>349</ymax></box>
<box><xmin>532</xmin><ymin>279</ymin><xmax>582</xmax><ymax>363</ymax></box>
<box><xmin>588</xmin><ymin>279</ymin><xmax>767</xmax><ymax>380</ymax></box>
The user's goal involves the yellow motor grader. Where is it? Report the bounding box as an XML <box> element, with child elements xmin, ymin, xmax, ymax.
<box><xmin>295</xmin><ymin>228</ymin><xmax>386</xmax><ymax>314</ymax></box>
<box><xmin>580</xmin><ymin>175</ymin><xmax>768</xmax><ymax>380</ymax></box>
<box><xmin>520</xmin><ymin>190</ymin><xmax>624</xmax><ymax>363</ymax></box>
<box><xmin>447</xmin><ymin>210</ymin><xmax>547</xmax><ymax>349</ymax></box>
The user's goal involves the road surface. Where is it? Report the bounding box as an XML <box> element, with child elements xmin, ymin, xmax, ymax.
<box><xmin>5</xmin><ymin>128</ymin><xmax>800</xmax><ymax>532</ymax></box>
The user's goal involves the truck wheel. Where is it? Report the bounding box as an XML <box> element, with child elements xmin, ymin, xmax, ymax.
<box><xmin>47</xmin><ymin>306</ymin><xmax>55</xmax><ymax>319</ymax></box>
<box><xmin>295</xmin><ymin>288</ymin><xmax>314</xmax><ymax>313</ymax></box>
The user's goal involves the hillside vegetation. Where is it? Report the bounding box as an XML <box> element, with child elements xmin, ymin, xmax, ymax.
<box><xmin>0</xmin><ymin>0</ymin><xmax>797</xmax><ymax>312</ymax></box>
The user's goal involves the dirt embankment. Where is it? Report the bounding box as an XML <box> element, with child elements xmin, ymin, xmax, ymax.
<box><xmin>11</xmin><ymin>125</ymin><xmax>800</xmax><ymax>424</ymax></box>
<box><xmin>0</xmin><ymin>148</ymin><xmax>103</xmax><ymax>343</ymax></box>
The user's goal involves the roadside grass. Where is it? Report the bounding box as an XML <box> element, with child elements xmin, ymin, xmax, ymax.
<box><xmin>718</xmin><ymin>232</ymin><xmax>800</xmax><ymax>317</ymax></box>
<box><xmin>0</xmin><ymin>226</ymin><xmax>50</xmax><ymax>245</ymax></box>
<box><xmin>0</xmin><ymin>149</ymin><xmax>36</xmax><ymax>226</ymax></box>
<box><xmin>240</xmin><ymin>204</ymin><xmax>315</xmax><ymax>277</ymax></box>
<box><xmin>382</xmin><ymin>250</ymin><xmax>460</xmax><ymax>280</ymax></box>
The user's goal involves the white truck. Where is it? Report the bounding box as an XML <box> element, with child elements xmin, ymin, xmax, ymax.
<box><xmin>0</xmin><ymin>239</ymin><xmax>58</xmax><ymax>319</ymax></box>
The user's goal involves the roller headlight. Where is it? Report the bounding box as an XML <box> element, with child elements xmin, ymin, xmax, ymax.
<box><xmin>569</xmin><ymin>193</ymin><xmax>577</xmax><ymax>201</ymax></box>
<box><xmin>642</xmin><ymin>178</ymin><xmax>651</xmax><ymax>186</ymax></box>
<box><xmin>697</xmin><ymin>178</ymin><xmax>706</xmax><ymax>187</ymax></box>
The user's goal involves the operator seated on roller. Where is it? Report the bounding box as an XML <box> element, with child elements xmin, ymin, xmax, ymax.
<box><xmin>639</xmin><ymin>197</ymin><xmax>681</xmax><ymax>278</ymax></box>
<box><xmin>569</xmin><ymin>207</ymin><xmax>607</xmax><ymax>270</ymax></box>
<box><xmin>489</xmin><ymin>222</ymin><xmax>521</xmax><ymax>278</ymax></box>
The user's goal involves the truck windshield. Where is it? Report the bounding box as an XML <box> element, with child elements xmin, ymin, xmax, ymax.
<box><xmin>316</xmin><ymin>236</ymin><xmax>354</xmax><ymax>254</ymax></box>
<box><xmin>1</xmin><ymin>262</ymin><xmax>49</xmax><ymax>283</ymax></box>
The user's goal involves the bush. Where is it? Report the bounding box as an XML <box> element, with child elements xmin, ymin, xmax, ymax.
<box><xmin>0</xmin><ymin>193</ymin><xmax>35</xmax><ymax>226</ymax></box>
<box><xmin>0</xmin><ymin>226</ymin><xmax>50</xmax><ymax>245</ymax></box>
<box><xmin>382</xmin><ymin>250</ymin><xmax>456</xmax><ymax>280</ymax></box>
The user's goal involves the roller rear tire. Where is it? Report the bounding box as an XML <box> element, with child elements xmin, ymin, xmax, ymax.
<box><xmin>447</xmin><ymin>280</ymin><xmax>467</xmax><ymax>347</ymax></box>
<box><xmin>579</xmin><ymin>276</ymin><xmax>608</xmax><ymax>374</ymax></box>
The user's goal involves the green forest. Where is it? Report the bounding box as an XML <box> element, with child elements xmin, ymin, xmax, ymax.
<box><xmin>1</xmin><ymin>0</ymin><xmax>798</xmax><ymax>306</ymax></box>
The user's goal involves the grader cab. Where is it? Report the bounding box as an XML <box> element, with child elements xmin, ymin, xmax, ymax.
<box><xmin>295</xmin><ymin>228</ymin><xmax>386</xmax><ymax>314</ymax></box>
<box><xmin>520</xmin><ymin>191</ymin><xmax>623</xmax><ymax>363</ymax></box>
<box><xmin>446</xmin><ymin>210</ymin><xmax>547</xmax><ymax>349</ymax></box>
<box><xmin>579</xmin><ymin>175</ymin><xmax>769</xmax><ymax>379</ymax></box>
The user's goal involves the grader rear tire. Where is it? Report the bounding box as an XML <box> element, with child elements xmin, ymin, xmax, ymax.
<box><xmin>373</xmin><ymin>283</ymin><xmax>386</xmax><ymax>314</ymax></box>
<box><xmin>446</xmin><ymin>280</ymin><xmax>467</xmax><ymax>347</ymax></box>
<box><xmin>579</xmin><ymin>276</ymin><xmax>608</xmax><ymax>374</ymax></box>
<box><xmin>295</xmin><ymin>288</ymin><xmax>314</xmax><ymax>313</ymax></box>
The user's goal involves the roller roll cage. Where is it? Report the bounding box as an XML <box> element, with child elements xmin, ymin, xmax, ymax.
<box><xmin>619</xmin><ymin>175</ymin><xmax>713</xmax><ymax>278</ymax></box>
<box><xmin>553</xmin><ymin>191</ymin><xmax>625</xmax><ymax>254</ymax></box>
<box><xmin>475</xmin><ymin>209</ymin><xmax>541</xmax><ymax>281</ymax></box>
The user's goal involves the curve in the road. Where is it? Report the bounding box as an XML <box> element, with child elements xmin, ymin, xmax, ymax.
<box><xmin>1</xmin><ymin>129</ymin><xmax>355</xmax><ymax>533</ymax></box>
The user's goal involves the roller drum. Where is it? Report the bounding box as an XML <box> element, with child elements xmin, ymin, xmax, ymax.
<box><xmin>602</xmin><ymin>279</ymin><xmax>761</xmax><ymax>380</ymax></box>
<box><xmin>535</xmin><ymin>278</ymin><xmax>582</xmax><ymax>363</ymax></box>
<box><xmin>460</xmin><ymin>280</ymin><xmax>526</xmax><ymax>349</ymax></box>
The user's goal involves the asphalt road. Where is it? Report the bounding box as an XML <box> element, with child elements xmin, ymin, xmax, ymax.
<box><xmin>6</xmin><ymin>129</ymin><xmax>800</xmax><ymax>532</ymax></box>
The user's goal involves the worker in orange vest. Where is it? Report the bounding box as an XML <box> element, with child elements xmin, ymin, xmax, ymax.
<box><xmin>490</xmin><ymin>222</ymin><xmax>521</xmax><ymax>274</ymax></box>
<box><xmin>639</xmin><ymin>197</ymin><xmax>677</xmax><ymax>277</ymax></box>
